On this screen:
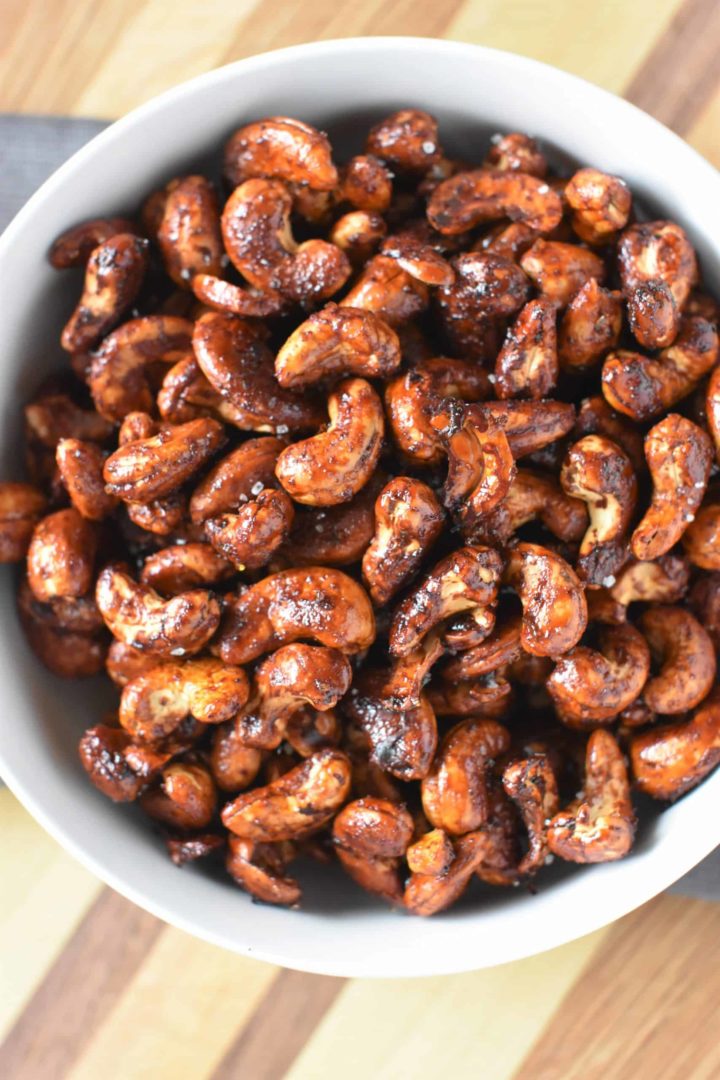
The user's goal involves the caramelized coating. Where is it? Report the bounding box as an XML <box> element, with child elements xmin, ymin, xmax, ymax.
<box><xmin>427</xmin><ymin>674</ymin><xmax>513</xmax><ymax>720</ymax></box>
<box><xmin>366</xmin><ymin>109</ymin><xmax>442</xmax><ymax>172</ymax></box>
<box><xmin>191</xmin><ymin>274</ymin><xmax>286</xmax><ymax>318</ymax></box>
<box><xmin>140</xmin><ymin>543</ymin><xmax>234</xmax><ymax>595</ymax></box>
<box><xmin>189</xmin><ymin>437</ymin><xmax>285</xmax><ymax>524</ymax></box>
<box><xmin>610</xmin><ymin>554</ymin><xmax>690</xmax><ymax>608</ymax></box>
<box><xmin>631</xmin><ymin>414</ymin><xmax>712</xmax><ymax>561</ymax></box>
<box><xmin>683</xmin><ymin>503</ymin><xmax>720</xmax><ymax>570</ymax></box>
<box><xmin>639</xmin><ymin>606</ymin><xmax>716</xmax><ymax>715</ymax></box>
<box><xmin>213</xmin><ymin>567</ymin><xmax>375</xmax><ymax>664</ymax></box>
<box><xmin>167</xmin><ymin>833</ymin><xmax>224</xmax><ymax>866</ymax></box>
<box><xmin>106</xmin><ymin>640</ymin><xmax>161</xmax><ymax>687</ymax></box>
<box><xmin>565</xmin><ymin>168</ymin><xmax>631</xmax><ymax>245</ymax></box>
<box><xmin>706</xmin><ymin>364</ymin><xmax>720</xmax><ymax>462</ymax></box>
<box><xmin>333</xmin><ymin>797</ymin><xmax>414</xmax><ymax>902</ymax></box>
<box><xmin>519</xmin><ymin>239</ymin><xmax>605</xmax><ymax>308</ymax></box>
<box><xmin>436</xmin><ymin>251</ymin><xmax>530</xmax><ymax>360</ymax></box>
<box><xmin>141</xmin><ymin>761</ymin><xmax>217</xmax><ymax>830</ymax></box>
<box><xmin>0</xmin><ymin>482</ymin><xmax>47</xmax><ymax>562</ymax></box>
<box><xmin>49</xmin><ymin>216</ymin><xmax>140</xmax><ymax>268</ymax></box>
<box><xmin>547</xmin><ymin>730</ymin><xmax>635</xmax><ymax>863</ymax></box>
<box><xmin>404</xmin><ymin>830</ymin><xmax>489</xmax><ymax>916</ymax></box>
<box><xmin>19</xmin><ymin>584</ymin><xmax>106</xmax><ymax>678</ymax></box>
<box><xmin>421</xmin><ymin>718</ymin><xmax>511</xmax><ymax>835</ymax></box>
<box><xmin>343</xmin><ymin>254</ymin><xmax>429</xmax><ymax>326</ymax></box>
<box><xmin>442</xmin><ymin>409</ymin><xmax>516</xmax><ymax>528</ymax></box>
<box><xmin>210</xmin><ymin>724</ymin><xmax>263</xmax><ymax>793</ymax></box>
<box><xmin>340</xmin><ymin>154</ymin><xmax>393</xmax><ymax>211</ymax></box>
<box><xmin>104</xmin><ymin>417</ymin><xmax>226</xmax><ymax>503</ymax></box>
<box><xmin>469</xmin><ymin>469</ymin><xmax>588</xmax><ymax>548</ymax></box>
<box><xmin>275</xmin><ymin>378</ymin><xmax>384</xmax><ymax>506</ymax></box>
<box><xmin>406</xmin><ymin>828</ymin><xmax>454</xmax><ymax>876</ymax></box>
<box><xmin>630</xmin><ymin>689</ymin><xmax>720</xmax><ymax>800</ymax></box>
<box><xmin>362</xmin><ymin>477</ymin><xmax>444</xmax><ymax>607</ymax></box>
<box><xmin>157</xmin><ymin>175</ymin><xmax>223</xmax><ymax>287</ymax></box>
<box><xmin>485</xmin><ymin>132</ymin><xmax>548</xmax><ymax>177</ymax></box>
<box><xmin>226</xmin><ymin>836</ymin><xmax>301</xmax><ymax>906</ymax></box>
<box><xmin>442</xmin><ymin>613</ymin><xmax>522</xmax><ymax>681</ymax></box>
<box><xmin>547</xmin><ymin>622</ymin><xmax>650</xmax><ymax>726</ymax></box>
<box><xmin>495</xmin><ymin>298</ymin><xmax>558</xmax><ymax>399</ymax></box>
<box><xmin>618</xmin><ymin>220</ymin><xmax>697</xmax><ymax>348</ymax></box>
<box><xmin>505</xmin><ymin>542</ymin><xmax>587</xmax><ymax>657</ymax></box>
<box><xmin>56</xmin><ymin>439</ymin><xmax>117</xmax><ymax>520</ymax></box>
<box><xmin>205</xmin><ymin>489</ymin><xmax>294</xmax><ymax>570</ymax></box>
<box><xmin>285</xmin><ymin>707</ymin><xmax>342</xmax><ymax>758</ymax></box>
<box><xmin>126</xmin><ymin>491</ymin><xmax>187</xmax><ymax>537</ymax></box>
<box><xmin>224</xmin><ymin>116</ymin><xmax>338</xmax><ymax>190</ymax></box>
<box><xmin>275</xmin><ymin>305</ymin><xmax>400</xmax><ymax>389</ymax></box>
<box><xmin>573</xmin><ymin>395</ymin><xmax>644</xmax><ymax>473</ymax></box>
<box><xmin>329</xmin><ymin>210</ymin><xmax>387</xmax><ymax>265</ymax></box>
<box><xmin>477</xmin><ymin>399</ymin><xmax>575</xmax><ymax>459</ymax></box>
<box><xmin>558</xmin><ymin>280</ymin><xmax>623</xmax><ymax>370</ymax></box>
<box><xmin>502</xmin><ymin>755</ymin><xmax>559</xmax><ymax>875</ymax></box>
<box><xmin>428</xmin><ymin>170</ymin><xmax>562</xmax><ymax>235</ymax></box>
<box><xmin>285</xmin><ymin>481</ymin><xmax>379</xmax><ymax>567</ymax></box>
<box><xmin>222</xmin><ymin>748</ymin><xmax>352</xmax><ymax>842</ymax></box>
<box><xmin>78</xmin><ymin>725</ymin><xmax>147</xmax><ymax>801</ymax></box>
<box><xmin>27</xmin><ymin>508</ymin><xmax>97</xmax><ymax>602</ymax></box>
<box><xmin>61</xmin><ymin>233</ymin><xmax>149</xmax><ymax>353</ymax></box>
<box><xmin>343</xmin><ymin>679</ymin><xmax>438</xmax><ymax>782</ymax></box>
<box><xmin>24</xmin><ymin>393</ymin><xmax>114</xmax><ymax>449</ymax></box>
<box><xmin>380</xmin><ymin>234</ymin><xmax>455</xmax><ymax>287</ymax></box>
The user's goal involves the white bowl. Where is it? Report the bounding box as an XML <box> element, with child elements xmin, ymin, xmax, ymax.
<box><xmin>1</xmin><ymin>37</ymin><xmax>719</xmax><ymax>978</ymax></box>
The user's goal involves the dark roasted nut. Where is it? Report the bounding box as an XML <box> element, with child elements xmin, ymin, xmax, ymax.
<box><xmin>421</xmin><ymin>718</ymin><xmax>511</xmax><ymax>835</ymax></box>
<box><xmin>27</xmin><ymin>508</ymin><xmax>97</xmax><ymax>602</ymax></box>
<box><xmin>406</xmin><ymin>828</ymin><xmax>455</xmax><ymax>876</ymax></box>
<box><xmin>106</xmin><ymin>640</ymin><xmax>161</xmax><ymax>687</ymax></box>
<box><xmin>205</xmin><ymin>489</ymin><xmax>294</xmax><ymax>570</ymax></box>
<box><xmin>104</xmin><ymin>417</ymin><xmax>226</xmax><ymax>503</ymax></box>
<box><xmin>343</xmin><ymin>255</ymin><xmax>429</xmax><ymax>326</ymax></box>
<box><xmin>485</xmin><ymin>133</ymin><xmax>547</xmax><ymax>177</ymax></box>
<box><xmin>683</xmin><ymin>503</ymin><xmax>720</xmax><ymax>570</ymax></box>
<box><xmin>340</xmin><ymin>154</ymin><xmax>393</xmax><ymax>210</ymax></box>
<box><xmin>167</xmin><ymin>833</ymin><xmax>225</xmax><ymax>866</ymax></box>
<box><xmin>224</xmin><ymin>116</ymin><xmax>338</xmax><ymax>190</ymax></box>
<box><xmin>380</xmin><ymin>234</ymin><xmax>455</xmax><ymax>287</ymax></box>
<box><xmin>502</xmin><ymin>755</ymin><xmax>559</xmax><ymax>875</ymax></box>
<box><xmin>689</xmin><ymin>574</ymin><xmax>720</xmax><ymax>650</ymax></box>
<box><xmin>285</xmin><ymin>481</ymin><xmax>380</xmax><ymax>568</ymax></box>
<box><xmin>558</xmin><ymin>280</ymin><xmax>623</xmax><ymax>370</ymax></box>
<box><xmin>189</xmin><ymin>437</ymin><xmax>285</xmax><ymax>524</ymax></box>
<box><xmin>210</xmin><ymin>723</ymin><xmax>263</xmax><ymax>793</ymax></box>
<box><xmin>520</xmin><ymin>239</ymin><xmax>605</xmax><ymax>308</ymax></box>
<box><xmin>404</xmin><ymin>830</ymin><xmax>489</xmax><ymax>916</ymax></box>
<box><xmin>362</xmin><ymin>477</ymin><xmax>444</xmax><ymax>607</ymax></box>
<box><xmin>275</xmin><ymin>305</ymin><xmax>400</xmax><ymax>389</ymax></box>
<box><xmin>78</xmin><ymin>725</ymin><xmax>148</xmax><ymax>801</ymax></box>
<box><xmin>49</xmin><ymin>217</ymin><xmax>141</xmax><ymax>268</ymax></box>
<box><xmin>226</xmin><ymin>836</ymin><xmax>301</xmax><ymax>906</ymax></box>
<box><xmin>141</xmin><ymin>761</ymin><xmax>217</xmax><ymax>830</ymax></box>
<box><xmin>495</xmin><ymin>298</ymin><xmax>558</xmax><ymax>399</ymax></box>
<box><xmin>428</xmin><ymin>170</ymin><xmax>562</xmax><ymax>235</ymax></box>
<box><xmin>477</xmin><ymin>399</ymin><xmax>575</xmax><ymax>459</ymax></box>
<box><xmin>618</xmin><ymin>220</ymin><xmax>697</xmax><ymax>348</ymax></box>
<box><xmin>610</xmin><ymin>554</ymin><xmax>690</xmax><ymax>608</ymax></box>
<box><xmin>638</xmin><ymin>606</ymin><xmax>716</xmax><ymax>715</ymax></box>
<box><xmin>366</xmin><ymin>109</ymin><xmax>442</xmax><ymax>172</ymax></box>
<box><xmin>573</xmin><ymin>395</ymin><xmax>644</xmax><ymax>473</ymax></box>
<box><xmin>61</xmin><ymin>233</ymin><xmax>149</xmax><ymax>353</ymax></box>
<box><xmin>56</xmin><ymin>439</ymin><xmax>117</xmax><ymax>520</ymax></box>
<box><xmin>25</xmin><ymin>394</ymin><xmax>115</xmax><ymax>449</ymax></box>
<box><xmin>436</xmin><ymin>251</ymin><xmax>530</xmax><ymax>361</ymax></box>
<box><xmin>157</xmin><ymin>175</ymin><xmax>223</xmax><ymax>287</ymax></box>
<box><xmin>285</xmin><ymin>707</ymin><xmax>342</xmax><ymax>758</ymax></box>
<box><xmin>19</xmin><ymin>581</ymin><xmax>106</xmax><ymax>678</ymax></box>
<box><xmin>504</xmin><ymin>542</ymin><xmax>587</xmax><ymax>657</ymax></box>
<box><xmin>442</xmin><ymin>612</ymin><xmax>522</xmax><ymax>681</ymax></box>
<box><xmin>565</xmin><ymin>168</ymin><xmax>631</xmax><ymax>245</ymax></box>
<box><xmin>426</xmin><ymin>674</ymin><xmax>513</xmax><ymax>720</ymax></box>
<box><xmin>547</xmin><ymin>622</ymin><xmax>650</xmax><ymax>726</ymax></box>
<box><xmin>469</xmin><ymin>469</ymin><xmax>587</xmax><ymax>548</ymax></box>
<box><xmin>126</xmin><ymin>492</ymin><xmax>187</xmax><ymax>536</ymax></box>
<box><xmin>140</xmin><ymin>542</ymin><xmax>234</xmax><ymax>595</ymax></box>
<box><xmin>442</xmin><ymin>408</ymin><xmax>516</xmax><ymax>528</ymax></box>
<box><xmin>329</xmin><ymin>211</ymin><xmax>387</xmax><ymax>266</ymax></box>
<box><xmin>630</xmin><ymin>689</ymin><xmax>720</xmax><ymax>800</ymax></box>
<box><xmin>0</xmin><ymin>482</ymin><xmax>47</xmax><ymax>562</ymax></box>
<box><xmin>333</xmin><ymin>797</ymin><xmax>414</xmax><ymax>902</ymax></box>
<box><xmin>191</xmin><ymin>274</ymin><xmax>286</xmax><ymax>318</ymax></box>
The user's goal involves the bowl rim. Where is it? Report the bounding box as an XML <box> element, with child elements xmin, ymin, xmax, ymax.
<box><xmin>1</xmin><ymin>35</ymin><xmax>719</xmax><ymax>977</ymax></box>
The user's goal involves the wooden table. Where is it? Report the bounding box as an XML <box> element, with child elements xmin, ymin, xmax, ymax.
<box><xmin>2</xmin><ymin>2</ymin><xmax>720</xmax><ymax>1077</ymax></box>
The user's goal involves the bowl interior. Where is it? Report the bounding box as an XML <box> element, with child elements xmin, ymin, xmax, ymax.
<box><xmin>1</xmin><ymin>38</ymin><xmax>719</xmax><ymax>977</ymax></box>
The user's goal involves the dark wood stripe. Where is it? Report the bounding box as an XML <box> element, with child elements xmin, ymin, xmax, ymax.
<box><xmin>513</xmin><ymin>895</ymin><xmax>720</xmax><ymax>1080</ymax></box>
<box><xmin>211</xmin><ymin>969</ymin><xmax>346</xmax><ymax>1080</ymax></box>
<box><xmin>0</xmin><ymin>888</ymin><xmax>163</xmax><ymax>1079</ymax></box>
<box><xmin>624</xmin><ymin>0</ymin><xmax>720</xmax><ymax>133</ymax></box>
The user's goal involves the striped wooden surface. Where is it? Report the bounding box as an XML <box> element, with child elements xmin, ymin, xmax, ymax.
<box><xmin>1</xmin><ymin>1</ymin><xmax>720</xmax><ymax>1077</ymax></box>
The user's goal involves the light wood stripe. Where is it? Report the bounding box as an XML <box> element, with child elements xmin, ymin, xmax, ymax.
<box><xmin>687</xmin><ymin>85</ymin><xmax>720</xmax><ymax>164</ymax></box>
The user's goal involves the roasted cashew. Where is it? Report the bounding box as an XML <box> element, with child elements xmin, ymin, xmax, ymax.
<box><xmin>104</xmin><ymin>417</ymin><xmax>226</xmax><ymax>503</ymax></box>
<box><xmin>547</xmin><ymin>730</ymin><xmax>635</xmax><ymax>863</ymax></box>
<box><xmin>141</xmin><ymin>761</ymin><xmax>217</xmax><ymax>830</ymax></box>
<box><xmin>573</xmin><ymin>395</ymin><xmax>645</xmax><ymax>473</ymax></box>
<box><xmin>222</xmin><ymin>179</ymin><xmax>350</xmax><ymax>302</ymax></box>
<box><xmin>18</xmin><ymin>578</ymin><xmax>106</xmax><ymax>678</ymax></box>
<box><xmin>362</xmin><ymin>476</ymin><xmax>444</xmax><ymax>607</ymax></box>
<box><xmin>406</xmin><ymin>827</ymin><xmax>454</xmax><ymax>876</ymax></box>
<box><xmin>404</xmin><ymin>830</ymin><xmax>489</xmax><ymax>916</ymax></box>
<box><xmin>96</xmin><ymin>565</ymin><xmax>221</xmax><ymax>656</ymax></box>
<box><xmin>380</xmin><ymin>234</ymin><xmax>455</xmax><ymax>287</ymax></box>
<box><xmin>502</xmin><ymin>755</ymin><xmax>559</xmax><ymax>875</ymax></box>
<box><xmin>119</xmin><ymin>657</ymin><xmax>249</xmax><ymax>744</ymax></box>
<box><xmin>126</xmin><ymin>491</ymin><xmax>188</xmax><ymax>537</ymax></box>
<box><xmin>210</xmin><ymin>723</ymin><xmax>263</xmax><ymax>793</ymax></box>
<box><xmin>631</xmin><ymin>414</ymin><xmax>713</xmax><ymax>561</ymax></box>
<box><xmin>191</xmin><ymin>274</ymin><xmax>286</xmax><ymax>318</ymax></box>
<box><xmin>24</xmin><ymin>393</ymin><xmax>114</xmax><ymax>449</ymax></box>
<box><xmin>140</xmin><ymin>543</ymin><xmax>234</xmax><ymax>596</ymax></box>
<box><xmin>421</xmin><ymin>718</ymin><xmax>511</xmax><ymax>835</ymax></box>
<box><xmin>560</xmin><ymin>434</ymin><xmax>637</xmax><ymax>586</ymax></box>
<box><xmin>275</xmin><ymin>378</ymin><xmax>384</xmax><ymax>506</ymax></box>
<box><xmin>683</xmin><ymin>503</ymin><xmax>720</xmax><ymax>570</ymax></box>
<box><xmin>56</xmin><ymin>439</ymin><xmax>117</xmax><ymax>521</ymax></box>
<box><xmin>213</xmin><ymin>566</ymin><xmax>375</xmax><ymax>664</ymax></box>
<box><xmin>166</xmin><ymin>833</ymin><xmax>224</xmax><ymax>866</ymax></box>
<box><xmin>389</xmin><ymin>545</ymin><xmax>502</xmax><ymax>657</ymax></box>
<box><xmin>639</xmin><ymin>606</ymin><xmax>716</xmax><ymax>715</ymax></box>
<box><xmin>519</xmin><ymin>239</ymin><xmax>605</xmax><ymax>308</ymax></box>
<box><xmin>618</xmin><ymin>220</ymin><xmax>698</xmax><ymax>348</ymax></box>
<box><xmin>223</xmin><ymin>116</ymin><xmax>338</xmax><ymax>190</ymax></box>
<box><xmin>221</xmin><ymin>748</ymin><xmax>352</xmax><ymax>841</ymax></box>
<box><xmin>427</xmin><ymin>674</ymin><xmax>513</xmax><ymax>720</ymax></box>
<box><xmin>333</xmin><ymin>797</ymin><xmax>414</xmax><ymax>902</ymax></box>
<box><xmin>485</xmin><ymin>132</ymin><xmax>548</xmax><ymax>177</ymax></box>
<box><xmin>443</xmin><ymin>612</ymin><xmax>522</xmax><ymax>681</ymax></box>
<box><xmin>329</xmin><ymin>211</ymin><xmax>387</xmax><ymax>266</ymax></box>
<box><xmin>88</xmin><ymin>315</ymin><xmax>193</xmax><ymax>421</ymax></box>
<box><xmin>274</xmin><ymin>305</ymin><xmax>400</xmax><ymax>389</ymax></box>
<box><xmin>436</xmin><ymin>252</ymin><xmax>530</xmax><ymax>361</ymax></box>
<box><xmin>558</xmin><ymin>280</ymin><xmax>623</xmax><ymax>370</ymax></box>
<box><xmin>610</xmin><ymin>553</ymin><xmax>690</xmax><ymax>608</ymax></box>
<box><xmin>428</xmin><ymin>169</ymin><xmax>562</xmax><ymax>235</ymax></box>
<box><xmin>156</xmin><ymin>175</ymin><xmax>223</xmax><ymax>287</ymax></box>
<box><xmin>226</xmin><ymin>836</ymin><xmax>301</xmax><ymax>906</ymax></box>
<box><xmin>504</xmin><ymin>542</ymin><xmax>588</xmax><ymax>657</ymax></box>
<box><xmin>476</xmin><ymin>220</ymin><xmax>540</xmax><ymax>261</ymax></box>
<box><xmin>189</xmin><ymin>437</ymin><xmax>285</xmax><ymax>524</ymax></box>
<box><xmin>474</xmin><ymin>785</ymin><xmax>522</xmax><ymax>886</ymax></box>
<box><xmin>476</xmin><ymin>399</ymin><xmax>575</xmax><ymax>459</ymax></box>
<box><xmin>285</xmin><ymin>478</ymin><xmax>381</xmax><ymax>567</ymax></box>
<box><xmin>707</xmin><ymin>365</ymin><xmax>720</xmax><ymax>462</ymax></box>
<box><xmin>205</xmin><ymin>488</ymin><xmax>295</xmax><ymax>570</ymax></box>
<box><xmin>61</xmin><ymin>233</ymin><xmax>149</xmax><ymax>353</ymax></box>
<box><xmin>193</xmin><ymin>312</ymin><xmax>323</xmax><ymax>435</ymax></box>
<box><xmin>49</xmin><ymin>216</ymin><xmax>141</xmax><ymax>268</ymax></box>
<box><xmin>630</xmin><ymin>688</ymin><xmax>720</xmax><ymax>800</ymax></box>
<box><xmin>366</xmin><ymin>109</ymin><xmax>442</xmax><ymax>172</ymax></box>
<box><xmin>602</xmin><ymin>317</ymin><xmax>719</xmax><ymax>421</ymax></box>
<box><xmin>469</xmin><ymin>469</ymin><xmax>588</xmax><ymax>548</ymax></box>
<box><xmin>564</xmin><ymin>168</ymin><xmax>631</xmax><ymax>245</ymax></box>
<box><xmin>79</xmin><ymin>724</ymin><xmax>150</xmax><ymax>801</ymax></box>
<box><xmin>106</xmin><ymin>640</ymin><xmax>163</xmax><ymax>687</ymax></box>
<box><xmin>442</xmin><ymin>407</ymin><xmax>516</xmax><ymax>527</ymax></box>
<box><xmin>438</xmin><ymin>606</ymin><xmax>496</xmax><ymax>652</ymax></box>
<box><xmin>343</xmin><ymin>254</ymin><xmax>429</xmax><ymax>326</ymax></box>
<box><xmin>285</xmin><ymin>707</ymin><xmax>341</xmax><ymax>758</ymax></box>
<box><xmin>495</xmin><ymin>298</ymin><xmax>558</xmax><ymax>399</ymax></box>
<box><xmin>547</xmin><ymin>622</ymin><xmax>650</xmax><ymax>726</ymax></box>
<box><xmin>27</xmin><ymin>508</ymin><xmax>97</xmax><ymax>602</ymax></box>
<box><xmin>0</xmin><ymin>482</ymin><xmax>47</xmax><ymax>562</ymax></box>
<box><xmin>343</xmin><ymin>668</ymin><xmax>438</xmax><ymax>781</ymax></box>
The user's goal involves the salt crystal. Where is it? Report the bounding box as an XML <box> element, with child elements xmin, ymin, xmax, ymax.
<box><xmin>170</xmin><ymin>647</ymin><xmax>186</xmax><ymax>657</ymax></box>
<box><xmin>490</xmin><ymin>133</ymin><xmax>503</xmax><ymax>145</ymax></box>
<box><xmin>180</xmin><ymin>267</ymin><xmax>192</xmax><ymax>281</ymax></box>
<box><xmin>685</xmin><ymin>513</ymin><xmax>695</xmax><ymax>523</ymax></box>
<box><xmin>276</xmin><ymin>424</ymin><xmax>289</xmax><ymax>435</ymax></box>
<box><xmin>422</xmin><ymin>141</ymin><xmax>436</xmax><ymax>155</ymax></box>
<box><xmin>487</xmin><ymin>373</ymin><xmax>496</xmax><ymax>384</ymax></box>
<box><xmin>602</xmin><ymin>575</ymin><xmax>616</xmax><ymax>588</ymax></box>
<box><xmin>544</xmin><ymin>854</ymin><xmax>555</xmax><ymax>866</ymax></box>
<box><xmin>537</xmin><ymin>184</ymin><xmax>550</xmax><ymax>194</ymax></box>
<box><xmin>251</xmin><ymin>481</ymin><xmax>264</xmax><ymax>496</ymax></box>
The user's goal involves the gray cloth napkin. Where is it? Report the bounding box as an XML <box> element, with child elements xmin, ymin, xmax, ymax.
<box><xmin>1</xmin><ymin>113</ymin><xmax>718</xmax><ymax>900</ymax></box>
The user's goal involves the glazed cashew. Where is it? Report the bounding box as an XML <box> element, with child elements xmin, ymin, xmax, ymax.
<box><xmin>404</xmin><ymin>830</ymin><xmax>489</xmax><ymax>916</ymax></box>
<box><xmin>560</xmin><ymin>435</ymin><xmax>637</xmax><ymax>585</ymax></box>
<box><xmin>126</xmin><ymin>491</ymin><xmax>187</xmax><ymax>537</ymax></box>
<box><xmin>141</xmin><ymin>761</ymin><xmax>217</xmax><ymax>830</ymax></box>
<box><xmin>547</xmin><ymin>730</ymin><xmax>635</xmax><ymax>863</ymax></box>
<box><xmin>193</xmin><ymin>312</ymin><xmax>323</xmax><ymax>435</ymax></box>
<box><xmin>285</xmin><ymin>479</ymin><xmax>380</xmax><ymax>567</ymax></box>
<box><xmin>56</xmin><ymin>439</ymin><xmax>117</xmax><ymax>520</ymax></box>
<box><xmin>274</xmin><ymin>305</ymin><xmax>400</xmax><ymax>389</ymax></box>
<box><xmin>442</xmin><ymin>612</ymin><xmax>522</xmax><ymax>681</ymax></box>
<box><xmin>519</xmin><ymin>239</ymin><xmax>605</xmax><ymax>308</ymax></box>
<box><xmin>96</xmin><ymin>565</ymin><xmax>221</xmax><ymax>656</ymax></box>
<box><xmin>88</xmin><ymin>315</ymin><xmax>193</xmax><ymax>421</ymax></box>
<box><xmin>333</xmin><ymin>797</ymin><xmax>414</xmax><ymax>902</ymax></box>
<box><xmin>366</xmin><ymin>109</ymin><xmax>442</xmax><ymax>172</ymax></box>
<box><xmin>436</xmin><ymin>252</ymin><xmax>531</xmax><ymax>361</ymax></box>
<box><xmin>485</xmin><ymin>132</ymin><xmax>548</xmax><ymax>177</ymax></box>
<box><xmin>470</xmin><ymin>469</ymin><xmax>588</xmax><ymax>548</ymax></box>
<box><xmin>106</xmin><ymin>640</ymin><xmax>163</xmax><ymax>687</ymax></box>
<box><xmin>558</xmin><ymin>280</ymin><xmax>623</xmax><ymax>370</ymax></box>
<box><xmin>104</xmin><ymin>417</ymin><xmax>226</xmax><ymax>503</ymax></box>
<box><xmin>639</xmin><ymin>606</ymin><xmax>716</xmax><ymax>715</ymax></box>
<box><xmin>504</xmin><ymin>542</ymin><xmax>588</xmax><ymax>657</ymax></box>
<box><xmin>442</xmin><ymin>408</ymin><xmax>516</xmax><ymax>527</ymax></box>
<box><xmin>191</xmin><ymin>274</ymin><xmax>286</xmax><ymax>318</ymax></box>
<box><xmin>27</xmin><ymin>508</ymin><xmax>97</xmax><ymax>602</ymax></box>
<box><xmin>157</xmin><ymin>175</ymin><xmax>223</xmax><ymax>287</ymax></box>
<box><xmin>610</xmin><ymin>553</ymin><xmax>690</xmax><ymax>608</ymax></box>
<box><xmin>189</xmin><ymin>437</ymin><xmax>285</xmax><ymax>524</ymax></box>
<box><xmin>564</xmin><ymin>168</ymin><xmax>631</xmax><ymax>245</ymax></box>
<box><xmin>0</xmin><ymin>482</ymin><xmax>47</xmax><ymax>562</ymax></box>
<box><xmin>618</xmin><ymin>220</ymin><xmax>698</xmax><ymax>348</ymax></box>
<box><xmin>426</xmin><ymin>674</ymin><xmax>513</xmax><ymax>720</ymax></box>
<box><xmin>547</xmin><ymin>622</ymin><xmax>651</xmax><ymax>726</ymax></box>
<box><xmin>221</xmin><ymin>179</ymin><xmax>350</xmax><ymax>302</ymax></box>
<box><xmin>502</xmin><ymin>755</ymin><xmax>559</xmax><ymax>875</ymax></box>
<box><xmin>49</xmin><ymin>216</ymin><xmax>141</xmax><ymax>268</ymax></box>
<box><xmin>213</xmin><ymin>566</ymin><xmax>375</xmax><ymax>664</ymax></box>
<box><xmin>630</xmin><ymin>689</ymin><xmax>720</xmax><ymax>800</ymax></box>
<box><xmin>210</xmin><ymin>723</ymin><xmax>263</xmax><ymax>793</ymax></box>
<box><xmin>573</xmin><ymin>396</ymin><xmax>645</xmax><ymax>473</ymax></box>
<box><xmin>285</xmin><ymin>707</ymin><xmax>341</xmax><ymax>758</ymax></box>
<box><xmin>18</xmin><ymin>579</ymin><xmax>106</xmax><ymax>678</ymax></box>
<box><xmin>221</xmin><ymin>748</ymin><xmax>352</xmax><ymax>841</ymax></box>
<box><xmin>234</xmin><ymin>643</ymin><xmax>351</xmax><ymax>750</ymax></box>
<box><xmin>495</xmin><ymin>298</ymin><xmax>558</xmax><ymax>399</ymax></box>
<box><xmin>226</xmin><ymin>836</ymin><xmax>301</xmax><ymax>907</ymax></box>
<box><xmin>380</xmin><ymin>234</ymin><xmax>455</xmax><ymax>287</ymax></box>
<box><xmin>275</xmin><ymin>378</ymin><xmax>384</xmax><ymax>506</ymax></box>
<box><xmin>166</xmin><ymin>834</ymin><xmax>224</xmax><ymax>866</ymax></box>
<box><xmin>602</xmin><ymin>317</ymin><xmax>719</xmax><ymax>421</ymax></box>
<box><xmin>119</xmin><ymin>657</ymin><xmax>250</xmax><ymax>744</ymax></box>
<box><xmin>329</xmin><ymin>211</ymin><xmax>387</xmax><ymax>266</ymax></box>
<box><xmin>389</xmin><ymin>545</ymin><xmax>502</xmax><ymax>657</ymax></box>
<box><xmin>24</xmin><ymin>393</ymin><xmax>114</xmax><ymax>449</ymax></box>
<box><xmin>339</xmin><ymin>154</ymin><xmax>393</xmax><ymax>211</ymax></box>
<box><xmin>79</xmin><ymin>725</ymin><xmax>150</xmax><ymax>801</ymax></box>
<box><xmin>205</xmin><ymin>489</ymin><xmax>295</xmax><ymax>570</ymax></box>
<box><xmin>477</xmin><ymin>399</ymin><xmax>575</xmax><ymax>459</ymax></box>
<box><xmin>61</xmin><ymin>233</ymin><xmax>149</xmax><ymax>353</ymax></box>
<box><xmin>223</xmin><ymin>116</ymin><xmax>338</xmax><ymax>190</ymax></box>
<box><xmin>421</xmin><ymin>718</ymin><xmax>511</xmax><ymax>835</ymax></box>
<box><xmin>631</xmin><ymin>414</ymin><xmax>713</xmax><ymax>561</ymax></box>
<box><xmin>427</xmin><ymin>169</ymin><xmax>562</xmax><ymax>235</ymax></box>
<box><xmin>343</xmin><ymin>255</ymin><xmax>429</xmax><ymax>326</ymax></box>
<box><xmin>683</xmin><ymin>503</ymin><xmax>720</xmax><ymax>570</ymax></box>
<box><xmin>362</xmin><ymin>477</ymin><xmax>444</xmax><ymax>607</ymax></box>
<box><xmin>140</xmin><ymin>543</ymin><xmax>234</xmax><ymax>595</ymax></box>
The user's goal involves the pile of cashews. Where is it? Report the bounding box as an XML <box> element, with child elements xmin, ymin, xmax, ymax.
<box><xmin>2</xmin><ymin>110</ymin><xmax>720</xmax><ymax>916</ymax></box>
